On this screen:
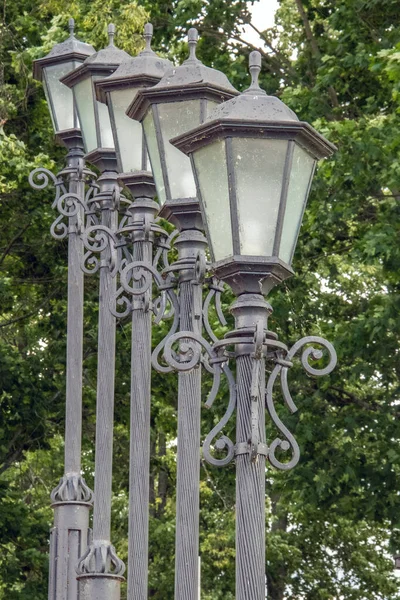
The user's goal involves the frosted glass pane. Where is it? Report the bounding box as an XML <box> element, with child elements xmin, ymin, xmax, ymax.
<box><xmin>110</xmin><ymin>88</ymin><xmax>143</xmax><ymax>172</ymax></box>
<box><xmin>143</xmin><ymin>111</ymin><xmax>166</xmax><ymax>205</ymax></box>
<box><xmin>97</xmin><ymin>99</ymin><xmax>114</xmax><ymax>148</ymax></box>
<box><xmin>233</xmin><ymin>138</ymin><xmax>287</xmax><ymax>256</ymax></box>
<box><xmin>158</xmin><ymin>100</ymin><xmax>199</xmax><ymax>199</ymax></box>
<box><xmin>74</xmin><ymin>77</ymin><xmax>97</xmax><ymax>152</ymax></box>
<box><xmin>93</xmin><ymin>76</ymin><xmax>114</xmax><ymax>149</ymax></box>
<box><xmin>194</xmin><ymin>141</ymin><xmax>232</xmax><ymax>262</ymax></box>
<box><xmin>204</xmin><ymin>100</ymin><xmax>218</xmax><ymax>120</ymax></box>
<box><xmin>280</xmin><ymin>145</ymin><xmax>315</xmax><ymax>264</ymax></box>
<box><xmin>43</xmin><ymin>62</ymin><xmax>77</xmax><ymax>132</ymax></box>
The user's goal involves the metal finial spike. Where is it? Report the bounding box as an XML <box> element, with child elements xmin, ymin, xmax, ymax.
<box><xmin>187</xmin><ymin>28</ymin><xmax>199</xmax><ymax>61</ymax></box>
<box><xmin>68</xmin><ymin>18</ymin><xmax>75</xmax><ymax>38</ymax></box>
<box><xmin>249</xmin><ymin>51</ymin><xmax>262</xmax><ymax>90</ymax></box>
<box><xmin>108</xmin><ymin>23</ymin><xmax>116</xmax><ymax>47</ymax></box>
<box><xmin>144</xmin><ymin>23</ymin><xmax>153</xmax><ymax>52</ymax></box>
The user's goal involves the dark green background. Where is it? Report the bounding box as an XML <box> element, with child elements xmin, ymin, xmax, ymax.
<box><xmin>1</xmin><ymin>0</ymin><xmax>400</xmax><ymax>598</ymax></box>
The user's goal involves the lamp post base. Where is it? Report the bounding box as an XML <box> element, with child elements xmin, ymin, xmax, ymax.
<box><xmin>49</xmin><ymin>500</ymin><xmax>92</xmax><ymax>600</ymax></box>
<box><xmin>77</xmin><ymin>574</ymin><xmax>124</xmax><ymax>600</ymax></box>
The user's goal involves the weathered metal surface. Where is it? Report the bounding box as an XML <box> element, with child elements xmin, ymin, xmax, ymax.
<box><xmin>172</xmin><ymin>235</ymin><xmax>204</xmax><ymax>600</ymax></box>
<box><xmin>77</xmin><ymin>163</ymin><xmax>125</xmax><ymax>597</ymax></box>
<box><xmin>124</xmin><ymin>198</ymin><xmax>157</xmax><ymax>600</ymax></box>
<box><xmin>29</xmin><ymin>140</ymin><xmax>94</xmax><ymax>600</ymax></box>
<box><xmin>161</xmin><ymin>286</ymin><xmax>337</xmax><ymax>600</ymax></box>
<box><xmin>152</xmin><ymin>228</ymin><xmax>208</xmax><ymax>600</ymax></box>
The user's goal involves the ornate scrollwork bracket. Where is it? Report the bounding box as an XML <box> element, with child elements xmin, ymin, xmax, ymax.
<box><xmin>110</xmin><ymin>217</ymin><xmax>175</xmax><ymax>319</ymax></box>
<box><xmin>161</xmin><ymin>329</ymin><xmax>237</xmax><ymax>467</ymax></box>
<box><xmin>81</xmin><ymin>224</ymin><xmax>121</xmax><ymax>277</ymax></box>
<box><xmin>266</xmin><ymin>336</ymin><xmax>337</xmax><ymax>470</ymax></box>
<box><xmin>159</xmin><ymin>309</ymin><xmax>337</xmax><ymax>471</ymax></box>
<box><xmin>80</xmin><ymin>183</ymin><xmax>131</xmax><ymax>277</ymax></box>
<box><xmin>29</xmin><ymin>164</ymin><xmax>97</xmax><ymax>240</ymax></box>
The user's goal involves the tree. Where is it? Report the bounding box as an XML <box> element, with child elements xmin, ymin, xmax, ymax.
<box><xmin>1</xmin><ymin>0</ymin><xmax>400</xmax><ymax>599</ymax></box>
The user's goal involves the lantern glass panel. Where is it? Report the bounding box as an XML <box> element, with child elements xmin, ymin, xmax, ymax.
<box><xmin>204</xmin><ymin>100</ymin><xmax>218</xmax><ymax>119</ymax></box>
<box><xmin>109</xmin><ymin>88</ymin><xmax>143</xmax><ymax>173</ymax></box>
<box><xmin>143</xmin><ymin>110</ymin><xmax>166</xmax><ymax>204</ymax></box>
<box><xmin>74</xmin><ymin>77</ymin><xmax>97</xmax><ymax>152</ymax></box>
<box><xmin>97</xmin><ymin>97</ymin><xmax>114</xmax><ymax>148</ymax></box>
<box><xmin>43</xmin><ymin>61</ymin><xmax>77</xmax><ymax>132</ymax></box>
<box><xmin>279</xmin><ymin>144</ymin><xmax>315</xmax><ymax>264</ymax></box>
<box><xmin>232</xmin><ymin>138</ymin><xmax>288</xmax><ymax>256</ymax></box>
<box><xmin>193</xmin><ymin>140</ymin><xmax>232</xmax><ymax>262</ymax></box>
<box><xmin>158</xmin><ymin>100</ymin><xmax>199</xmax><ymax>199</ymax></box>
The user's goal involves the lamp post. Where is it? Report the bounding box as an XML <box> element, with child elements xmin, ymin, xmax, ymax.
<box><xmin>94</xmin><ymin>24</ymin><xmax>172</xmax><ymax>600</ymax></box>
<box><xmin>29</xmin><ymin>19</ymin><xmax>95</xmax><ymax>600</ymax></box>
<box><xmin>60</xmin><ymin>24</ymin><xmax>129</xmax><ymax>600</ymax></box>
<box><xmin>128</xmin><ymin>28</ymin><xmax>238</xmax><ymax>600</ymax></box>
<box><xmin>171</xmin><ymin>50</ymin><xmax>337</xmax><ymax>600</ymax></box>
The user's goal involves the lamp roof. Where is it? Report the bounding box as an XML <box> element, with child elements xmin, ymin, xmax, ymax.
<box><xmin>95</xmin><ymin>23</ymin><xmax>173</xmax><ymax>103</ymax></box>
<box><xmin>33</xmin><ymin>18</ymin><xmax>95</xmax><ymax>81</ymax></box>
<box><xmin>207</xmin><ymin>51</ymin><xmax>298</xmax><ymax>123</ymax></box>
<box><xmin>153</xmin><ymin>28</ymin><xmax>236</xmax><ymax>92</ymax></box>
<box><xmin>171</xmin><ymin>51</ymin><xmax>337</xmax><ymax>160</ymax></box>
<box><xmin>127</xmin><ymin>28</ymin><xmax>238</xmax><ymax>122</ymax></box>
<box><xmin>61</xmin><ymin>24</ymin><xmax>130</xmax><ymax>88</ymax></box>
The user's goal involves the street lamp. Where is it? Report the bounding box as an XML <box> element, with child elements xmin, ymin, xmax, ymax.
<box><xmin>92</xmin><ymin>23</ymin><xmax>172</xmax><ymax>600</ymax></box>
<box><xmin>171</xmin><ymin>51</ymin><xmax>337</xmax><ymax>600</ymax></box>
<box><xmin>94</xmin><ymin>23</ymin><xmax>172</xmax><ymax>196</ymax></box>
<box><xmin>30</xmin><ymin>18</ymin><xmax>97</xmax><ymax>600</ymax></box>
<box><xmin>33</xmin><ymin>18</ymin><xmax>95</xmax><ymax>146</ymax></box>
<box><xmin>127</xmin><ymin>27</ymin><xmax>237</xmax><ymax>227</ymax></box>
<box><xmin>172</xmin><ymin>50</ymin><xmax>335</xmax><ymax>295</ymax></box>
<box><xmin>61</xmin><ymin>23</ymin><xmax>130</xmax><ymax>170</ymax></box>
<box><xmin>127</xmin><ymin>28</ymin><xmax>239</xmax><ymax>600</ymax></box>
<box><xmin>60</xmin><ymin>24</ymin><xmax>130</xmax><ymax>600</ymax></box>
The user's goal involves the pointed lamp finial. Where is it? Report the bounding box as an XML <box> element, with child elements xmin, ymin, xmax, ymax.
<box><xmin>249</xmin><ymin>51</ymin><xmax>262</xmax><ymax>89</ymax></box>
<box><xmin>143</xmin><ymin>23</ymin><xmax>153</xmax><ymax>53</ymax></box>
<box><xmin>187</xmin><ymin>28</ymin><xmax>199</xmax><ymax>62</ymax></box>
<box><xmin>246</xmin><ymin>50</ymin><xmax>265</xmax><ymax>94</ymax></box>
<box><xmin>108</xmin><ymin>23</ymin><xmax>116</xmax><ymax>47</ymax></box>
<box><xmin>68</xmin><ymin>18</ymin><xmax>75</xmax><ymax>38</ymax></box>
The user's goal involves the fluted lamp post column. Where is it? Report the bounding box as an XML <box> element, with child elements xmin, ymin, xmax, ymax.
<box><xmin>128</xmin><ymin>28</ymin><xmax>238</xmax><ymax>600</ymax></box>
<box><xmin>60</xmin><ymin>24</ymin><xmax>130</xmax><ymax>600</ymax></box>
<box><xmin>172</xmin><ymin>51</ymin><xmax>337</xmax><ymax>600</ymax></box>
<box><xmin>30</xmin><ymin>19</ymin><xmax>95</xmax><ymax>600</ymax></box>
<box><xmin>94</xmin><ymin>23</ymin><xmax>172</xmax><ymax>600</ymax></box>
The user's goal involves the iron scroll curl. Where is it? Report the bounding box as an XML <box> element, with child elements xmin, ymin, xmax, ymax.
<box><xmin>29</xmin><ymin>167</ymin><xmax>58</xmax><ymax>190</ymax></box>
<box><xmin>266</xmin><ymin>336</ymin><xmax>337</xmax><ymax>470</ymax></box>
<box><xmin>162</xmin><ymin>330</ymin><xmax>237</xmax><ymax>467</ymax></box>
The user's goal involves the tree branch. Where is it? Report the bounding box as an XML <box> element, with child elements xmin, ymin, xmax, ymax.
<box><xmin>330</xmin><ymin>387</ymin><xmax>381</xmax><ymax>412</ymax></box>
<box><xmin>247</xmin><ymin>22</ymin><xmax>297</xmax><ymax>76</ymax></box>
<box><xmin>294</xmin><ymin>0</ymin><xmax>340</xmax><ymax>109</ymax></box>
<box><xmin>0</xmin><ymin>222</ymin><xmax>30</xmax><ymax>266</ymax></box>
<box><xmin>0</xmin><ymin>288</ymin><xmax>59</xmax><ymax>328</ymax></box>
<box><xmin>199</xmin><ymin>26</ymin><xmax>295</xmax><ymax>82</ymax></box>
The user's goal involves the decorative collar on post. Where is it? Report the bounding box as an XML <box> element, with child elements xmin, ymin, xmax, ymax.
<box><xmin>171</xmin><ymin>50</ymin><xmax>337</xmax><ymax>294</ymax></box>
<box><xmin>60</xmin><ymin>23</ymin><xmax>130</xmax><ymax>173</ymax></box>
<box><xmin>32</xmin><ymin>18</ymin><xmax>95</xmax><ymax>145</ymax></box>
<box><xmin>126</xmin><ymin>28</ymin><xmax>238</xmax><ymax>231</ymax></box>
<box><xmin>94</xmin><ymin>23</ymin><xmax>173</xmax><ymax>198</ymax></box>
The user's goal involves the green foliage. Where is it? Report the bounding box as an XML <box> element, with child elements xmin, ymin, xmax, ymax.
<box><xmin>1</xmin><ymin>0</ymin><xmax>400</xmax><ymax>599</ymax></box>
